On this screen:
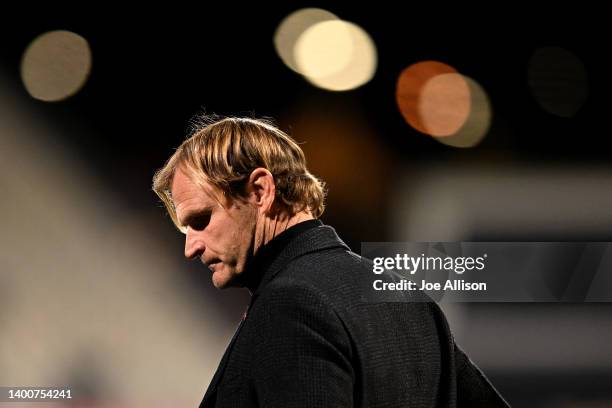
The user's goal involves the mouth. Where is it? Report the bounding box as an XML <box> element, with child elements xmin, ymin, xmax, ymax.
<box><xmin>204</xmin><ymin>258</ymin><xmax>221</xmax><ymax>272</ymax></box>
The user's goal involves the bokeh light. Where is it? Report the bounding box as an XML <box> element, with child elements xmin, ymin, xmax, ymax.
<box><xmin>21</xmin><ymin>30</ymin><xmax>92</xmax><ymax>102</ymax></box>
<box><xmin>433</xmin><ymin>76</ymin><xmax>492</xmax><ymax>148</ymax></box>
<box><xmin>275</xmin><ymin>9</ymin><xmax>377</xmax><ymax>92</ymax></box>
<box><xmin>294</xmin><ymin>20</ymin><xmax>354</xmax><ymax>80</ymax></box>
<box><xmin>295</xmin><ymin>20</ymin><xmax>377</xmax><ymax>91</ymax></box>
<box><xmin>418</xmin><ymin>72</ymin><xmax>471</xmax><ymax>137</ymax></box>
<box><xmin>528</xmin><ymin>46</ymin><xmax>588</xmax><ymax>118</ymax></box>
<box><xmin>294</xmin><ymin>20</ymin><xmax>377</xmax><ymax>91</ymax></box>
<box><xmin>396</xmin><ymin>61</ymin><xmax>460</xmax><ymax>135</ymax></box>
<box><xmin>274</xmin><ymin>8</ymin><xmax>339</xmax><ymax>74</ymax></box>
<box><xmin>396</xmin><ymin>62</ymin><xmax>492</xmax><ymax>147</ymax></box>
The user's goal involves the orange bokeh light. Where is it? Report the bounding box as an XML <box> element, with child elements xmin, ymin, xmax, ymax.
<box><xmin>396</xmin><ymin>61</ymin><xmax>466</xmax><ymax>136</ymax></box>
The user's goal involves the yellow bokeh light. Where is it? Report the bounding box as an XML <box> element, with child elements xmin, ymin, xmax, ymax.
<box><xmin>274</xmin><ymin>8</ymin><xmax>339</xmax><ymax>74</ymax></box>
<box><xmin>294</xmin><ymin>20</ymin><xmax>355</xmax><ymax>79</ymax></box>
<box><xmin>21</xmin><ymin>30</ymin><xmax>92</xmax><ymax>102</ymax></box>
<box><xmin>294</xmin><ymin>20</ymin><xmax>377</xmax><ymax>91</ymax></box>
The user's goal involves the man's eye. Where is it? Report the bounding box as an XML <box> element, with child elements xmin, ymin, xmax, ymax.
<box><xmin>191</xmin><ymin>213</ymin><xmax>211</xmax><ymax>231</ymax></box>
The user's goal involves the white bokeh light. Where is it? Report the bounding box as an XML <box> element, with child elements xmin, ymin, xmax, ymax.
<box><xmin>21</xmin><ymin>30</ymin><xmax>92</xmax><ymax>102</ymax></box>
<box><xmin>274</xmin><ymin>8</ymin><xmax>339</xmax><ymax>74</ymax></box>
<box><xmin>294</xmin><ymin>20</ymin><xmax>377</xmax><ymax>91</ymax></box>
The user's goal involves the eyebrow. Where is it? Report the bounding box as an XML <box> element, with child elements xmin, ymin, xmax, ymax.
<box><xmin>179</xmin><ymin>208</ymin><xmax>212</xmax><ymax>229</ymax></box>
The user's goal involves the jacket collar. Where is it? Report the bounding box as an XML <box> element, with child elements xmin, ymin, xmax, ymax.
<box><xmin>244</xmin><ymin>220</ymin><xmax>350</xmax><ymax>300</ymax></box>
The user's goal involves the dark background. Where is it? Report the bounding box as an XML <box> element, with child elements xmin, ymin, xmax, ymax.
<box><xmin>1</xmin><ymin>4</ymin><xmax>610</xmax><ymax>407</ymax></box>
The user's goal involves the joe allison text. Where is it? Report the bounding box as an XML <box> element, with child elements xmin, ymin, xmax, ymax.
<box><xmin>373</xmin><ymin>279</ymin><xmax>487</xmax><ymax>291</ymax></box>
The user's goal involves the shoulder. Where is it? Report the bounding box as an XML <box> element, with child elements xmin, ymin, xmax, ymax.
<box><xmin>247</xmin><ymin>249</ymin><xmax>373</xmax><ymax>341</ymax></box>
<box><xmin>250</xmin><ymin>273</ymin><xmax>342</xmax><ymax>323</ymax></box>
<box><xmin>281</xmin><ymin>247</ymin><xmax>372</xmax><ymax>293</ymax></box>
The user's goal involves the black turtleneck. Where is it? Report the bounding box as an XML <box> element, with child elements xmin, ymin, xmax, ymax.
<box><xmin>242</xmin><ymin>219</ymin><xmax>322</xmax><ymax>294</ymax></box>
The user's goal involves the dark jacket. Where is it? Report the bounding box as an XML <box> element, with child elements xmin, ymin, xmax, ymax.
<box><xmin>200</xmin><ymin>221</ymin><xmax>509</xmax><ymax>407</ymax></box>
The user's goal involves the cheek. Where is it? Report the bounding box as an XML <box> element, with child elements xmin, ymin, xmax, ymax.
<box><xmin>206</xmin><ymin>213</ymin><xmax>247</xmax><ymax>254</ymax></box>
<box><xmin>199</xmin><ymin>220</ymin><xmax>224</xmax><ymax>255</ymax></box>
<box><xmin>205</xmin><ymin>203</ymin><xmax>257</xmax><ymax>259</ymax></box>
<box><xmin>230</xmin><ymin>208</ymin><xmax>257</xmax><ymax>253</ymax></box>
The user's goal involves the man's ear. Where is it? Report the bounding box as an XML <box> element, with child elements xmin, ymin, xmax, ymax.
<box><xmin>246</xmin><ymin>168</ymin><xmax>276</xmax><ymax>214</ymax></box>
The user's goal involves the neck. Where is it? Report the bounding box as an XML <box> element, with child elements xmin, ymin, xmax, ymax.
<box><xmin>253</xmin><ymin>209</ymin><xmax>314</xmax><ymax>255</ymax></box>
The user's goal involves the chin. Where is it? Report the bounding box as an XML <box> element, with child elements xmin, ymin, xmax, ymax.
<box><xmin>211</xmin><ymin>273</ymin><xmax>230</xmax><ymax>289</ymax></box>
<box><xmin>211</xmin><ymin>266</ymin><xmax>237</xmax><ymax>289</ymax></box>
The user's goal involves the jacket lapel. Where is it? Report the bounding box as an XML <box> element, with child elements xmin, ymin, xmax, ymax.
<box><xmin>199</xmin><ymin>317</ymin><xmax>246</xmax><ymax>408</ymax></box>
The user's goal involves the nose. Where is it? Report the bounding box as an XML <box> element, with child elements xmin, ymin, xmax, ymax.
<box><xmin>184</xmin><ymin>227</ymin><xmax>205</xmax><ymax>260</ymax></box>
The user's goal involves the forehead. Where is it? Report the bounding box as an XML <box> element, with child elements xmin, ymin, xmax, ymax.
<box><xmin>171</xmin><ymin>169</ymin><xmax>220</xmax><ymax>216</ymax></box>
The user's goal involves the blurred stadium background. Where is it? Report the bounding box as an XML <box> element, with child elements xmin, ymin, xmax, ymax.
<box><xmin>1</xmin><ymin>4</ymin><xmax>610</xmax><ymax>407</ymax></box>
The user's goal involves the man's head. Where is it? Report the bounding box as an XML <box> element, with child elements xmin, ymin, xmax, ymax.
<box><xmin>152</xmin><ymin>116</ymin><xmax>326</xmax><ymax>288</ymax></box>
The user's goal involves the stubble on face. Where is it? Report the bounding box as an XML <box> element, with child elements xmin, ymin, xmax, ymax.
<box><xmin>172</xmin><ymin>168</ymin><xmax>260</xmax><ymax>289</ymax></box>
<box><xmin>211</xmin><ymin>199</ymin><xmax>258</xmax><ymax>289</ymax></box>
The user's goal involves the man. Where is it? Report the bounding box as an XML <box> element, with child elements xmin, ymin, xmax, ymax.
<box><xmin>153</xmin><ymin>116</ymin><xmax>509</xmax><ymax>407</ymax></box>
